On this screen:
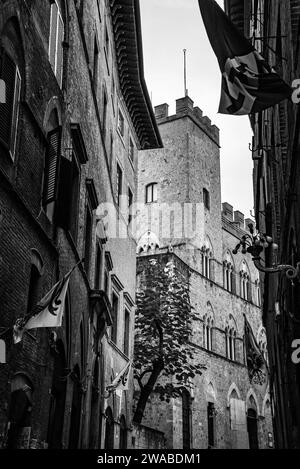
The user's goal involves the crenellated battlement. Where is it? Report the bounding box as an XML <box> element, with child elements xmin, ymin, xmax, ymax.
<box><xmin>222</xmin><ymin>202</ymin><xmax>254</xmax><ymax>234</ymax></box>
<box><xmin>154</xmin><ymin>96</ymin><xmax>220</xmax><ymax>145</ymax></box>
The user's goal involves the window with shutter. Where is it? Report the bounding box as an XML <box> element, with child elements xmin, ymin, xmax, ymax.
<box><xmin>43</xmin><ymin>127</ymin><xmax>62</xmax><ymax>206</ymax></box>
<box><xmin>0</xmin><ymin>52</ymin><xmax>21</xmax><ymax>160</ymax></box>
<box><xmin>54</xmin><ymin>155</ymin><xmax>73</xmax><ymax>230</ymax></box>
<box><xmin>49</xmin><ymin>1</ymin><xmax>64</xmax><ymax>87</ymax></box>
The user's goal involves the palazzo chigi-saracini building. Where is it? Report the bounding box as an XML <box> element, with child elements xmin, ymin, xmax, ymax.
<box><xmin>135</xmin><ymin>96</ymin><xmax>274</xmax><ymax>449</ymax></box>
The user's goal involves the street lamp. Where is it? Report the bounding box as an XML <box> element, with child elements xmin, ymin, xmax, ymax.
<box><xmin>232</xmin><ymin>224</ymin><xmax>300</xmax><ymax>282</ymax></box>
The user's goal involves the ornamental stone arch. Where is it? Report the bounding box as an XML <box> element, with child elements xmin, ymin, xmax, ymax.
<box><xmin>246</xmin><ymin>388</ymin><xmax>260</xmax><ymax>416</ymax></box>
<box><xmin>227</xmin><ymin>383</ymin><xmax>241</xmax><ymax>407</ymax></box>
<box><xmin>206</xmin><ymin>381</ymin><xmax>217</xmax><ymax>403</ymax></box>
<box><xmin>261</xmin><ymin>392</ymin><xmax>271</xmax><ymax>417</ymax></box>
<box><xmin>43</xmin><ymin>97</ymin><xmax>63</xmax><ymax>131</ymax></box>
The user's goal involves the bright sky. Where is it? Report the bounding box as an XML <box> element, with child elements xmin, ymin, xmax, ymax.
<box><xmin>140</xmin><ymin>0</ymin><xmax>254</xmax><ymax>219</ymax></box>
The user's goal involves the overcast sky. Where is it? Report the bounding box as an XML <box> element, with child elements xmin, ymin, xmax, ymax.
<box><xmin>140</xmin><ymin>0</ymin><xmax>254</xmax><ymax>219</ymax></box>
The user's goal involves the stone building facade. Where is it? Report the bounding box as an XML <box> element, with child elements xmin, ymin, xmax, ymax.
<box><xmin>135</xmin><ymin>96</ymin><xmax>273</xmax><ymax>449</ymax></box>
<box><xmin>0</xmin><ymin>0</ymin><xmax>161</xmax><ymax>449</ymax></box>
<box><xmin>225</xmin><ymin>0</ymin><xmax>300</xmax><ymax>449</ymax></box>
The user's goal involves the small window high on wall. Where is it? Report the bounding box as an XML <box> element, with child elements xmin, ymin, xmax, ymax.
<box><xmin>146</xmin><ymin>183</ymin><xmax>158</xmax><ymax>204</ymax></box>
<box><xmin>49</xmin><ymin>0</ymin><xmax>64</xmax><ymax>87</ymax></box>
<box><xmin>0</xmin><ymin>52</ymin><xmax>21</xmax><ymax>160</ymax></box>
<box><xmin>203</xmin><ymin>188</ymin><xmax>210</xmax><ymax>210</ymax></box>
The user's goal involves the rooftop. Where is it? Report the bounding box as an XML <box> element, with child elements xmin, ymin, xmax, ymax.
<box><xmin>110</xmin><ymin>0</ymin><xmax>163</xmax><ymax>150</ymax></box>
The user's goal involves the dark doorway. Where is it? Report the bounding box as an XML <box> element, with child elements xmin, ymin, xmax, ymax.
<box><xmin>89</xmin><ymin>358</ymin><xmax>100</xmax><ymax>449</ymax></box>
<box><xmin>119</xmin><ymin>415</ymin><xmax>127</xmax><ymax>449</ymax></box>
<box><xmin>68</xmin><ymin>365</ymin><xmax>82</xmax><ymax>449</ymax></box>
<box><xmin>104</xmin><ymin>407</ymin><xmax>114</xmax><ymax>449</ymax></box>
<box><xmin>47</xmin><ymin>340</ymin><xmax>67</xmax><ymax>449</ymax></box>
<box><xmin>247</xmin><ymin>408</ymin><xmax>259</xmax><ymax>449</ymax></box>
<box><xmin>207</xmin><ymin>402</ymin><xmax>215</xmax><ymax>448</ymax></box>
<box><xmin>182</xmin><ymin>389</ymin><xmax>191</xmax><ymax>449</ymax></box>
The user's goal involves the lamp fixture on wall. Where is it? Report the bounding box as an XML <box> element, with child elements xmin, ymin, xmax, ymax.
<box><xmin>232</xmin><ymin>224</ymin><xmax>300</xmax><ymax>284</ymax></box>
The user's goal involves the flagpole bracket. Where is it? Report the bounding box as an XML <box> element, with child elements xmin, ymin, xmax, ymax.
<box><xmin>252</xmin><ymin>257</ymin><xmax>300</xmax><ymax>281</ymax></box>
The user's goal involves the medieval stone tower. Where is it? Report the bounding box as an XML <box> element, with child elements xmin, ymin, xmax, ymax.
<box><xmin>135</xmin><ymin>96</ymin><xmax>274</xmax><ymax>449</ymax></box>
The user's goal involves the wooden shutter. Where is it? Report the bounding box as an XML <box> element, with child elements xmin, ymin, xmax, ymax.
<box><xmin>55</xmin><ymin>155</ymin><xmax>73</xmax><ymax>230</ymax></box>
<box><xmin>0</xmin><ymin>52</ymin><xmax>16</xmax><ymax>150</ymax></box>
<box><xmin>43</xmin><ymin>127</ymin><xmax>62</xmax><ymax>205</ymax></box>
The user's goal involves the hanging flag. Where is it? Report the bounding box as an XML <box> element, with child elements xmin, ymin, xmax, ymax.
<box><xmin>244</xmin><ymin>315</ymin><xmax>269</xmax><ymax>395</ymax></box>
<box><xmin>105</xmin><ymin>361</ymin><xmax>131</xmax><ymax>396</ymax></box>
<box><xmin>13</xmin><ymin>267</ymin><xmax>75</xmax><ymax>344</ymax></box>
<box><xmin>198</xmin><ymin>0</ymin><xmax>292</xmax><ymax>115</ymax></box>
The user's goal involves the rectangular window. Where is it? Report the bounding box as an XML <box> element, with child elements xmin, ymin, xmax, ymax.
<box><xmin>84</xmin><ymin>201</ymin><xmax>93</xmax><ymax>275</ymax></box>
<box><xmin>27</xmin><ymin>265</ymin><xmax>41</xmax><ymax>315</ymax></box>
<box><xmin>109</xmin><ymin>132</ymin><xmax>114</xmax><ymax>170</ymax></box>
<box><xmin>0</xmin><ymin>53</ymin><xmax>21</xmax><ymax>159</ymax></box>
<box><xmin>128</xmin><ymin>187</ymin><xmax>133</xmax><ymax>225</ymax></box>
<box><xmin>207</xmin><ymin>402</ymin><xmax>215</xmax><ymax>448</ymax></box>
<box><xmin>93</xmin><ymin>37</ymin><xmax>99</xmax><ymax>92</ymax></box>
<box><xmin>69</xmin><ymin>154</ymin><xmax>80</xmax><ymax>240</ymax></box>
<box><xmin>146</xmin><ymin>183</ymin><xmax>158</xmax><ymax>204</ymax></box>
<box><xmin>111</xmin><ymin>76</ymin><xmax>115</xmax><ymax>113</ymax></box>
<box><xmin>49</xmin><ymin>1</ymin><xmax>64</xmax><ymax>87</ymax></box>
<box><xmin>116</xmin><ymin>164</ymin><xmax>123</xmax><ymax>206</ymax></box>
<box><xmin>203</xmin><ymin>188</ymin><xmax>210</xmax><ymax>210</ymax></box>
<box><xmin>94</xmin><ymin>243</ymin><xmax>103</xmax><ymax>290</ymax></box>
<box><xmin>118</xmin><ymin>109</ymin><xmax>125</xmax><ymax>137</ymax></box>
<box><xmin>129</xmin><ymin>138</ymin><xmax>134</xmax><ymax>164</ymax></box>
<box><xmin>123</xmin><ymin>310</ymin><xmax>130</xmax><ymax>356</ymax></box>
<box><xmin>111</xmin><ymin>293</ymin><xmax>119</xmax><ymax>344</ymax></box>
<box><xmin>103</xmin><ymin>90</ymin><xmax>108</xmax><ymax>136</ymax></box>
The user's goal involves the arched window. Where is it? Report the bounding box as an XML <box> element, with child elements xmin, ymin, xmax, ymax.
<box><xmin>119</xmin><ymin>415</ymin><xmax>127</xmax><ymax>449</ymax></box>
<box><xmin>240</xmin><ymin>261</ymin><xmax>251</xmax><ymax>301</ymax></box>
<box><xmin>225</xmin><ymin>316</ymin><xmax>237</xmax><ymax>361</ymax></box>
<box><xmin>182</xmin><ymin>389</ymin><xmax>192</xmax><ymax>449</ymax></box>
<box><xmin>145</xmin><ymin>183</ymin><xmax>158</xmax><ymax>204</ymax></box>
<box><xmin>137</xmin><ymin>231</ymin><xmax>160</xmax><ymax>254</ymax></box>
<box><xmin>223</xmin><ymin>251</ymin><xmax>235</xmax><ymax>293</ymax></box>
<box><xmin>203</xmin><ymin>306</ymin><xmax>214</xmax><ymax>352</ymax></box>
<box><xmin>49</xmin><ymin>0</ymin><xmax>65</xmax><ymax>87</ymax></box>
<box><xmin>104</xmin><ymin>407</ymin><xmax>114</xmax><ymax>449</ymax></box>
<box><xmin>202</xmin><ymin>238</ymin><xmax>213</xmax><ymax>280</ymax></box>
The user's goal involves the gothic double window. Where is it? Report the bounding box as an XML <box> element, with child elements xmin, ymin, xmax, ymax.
<box><xmin>202</xmin><ymin>238</ymin><xmax>214</xmax><ymax>280</ymax></box>
<box><xmin>225</xmin><ymin>317</ymin><xmax>237</xmax><ymax>361</ymax></box>
<box><xmin>240</xmin><ymin>261</ymin><xmax>251</xmax><ymax>301</ymax></box>
<box><xmin>223</xmin><ymin>252</ymin><xmax>235</xmax><ymax>293</ymax></box>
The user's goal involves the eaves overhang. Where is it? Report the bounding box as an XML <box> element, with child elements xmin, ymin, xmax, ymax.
<box><xmin>110</xmin><ymin>0</ymin><xmax>163</xmax><ymax>150</ymax></box>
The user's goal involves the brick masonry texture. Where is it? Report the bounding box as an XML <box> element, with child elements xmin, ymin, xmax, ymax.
<box><xmin>0</xmin><ymin>0</ymin><xmax>146</xmax><ymax>449</ymax></box>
